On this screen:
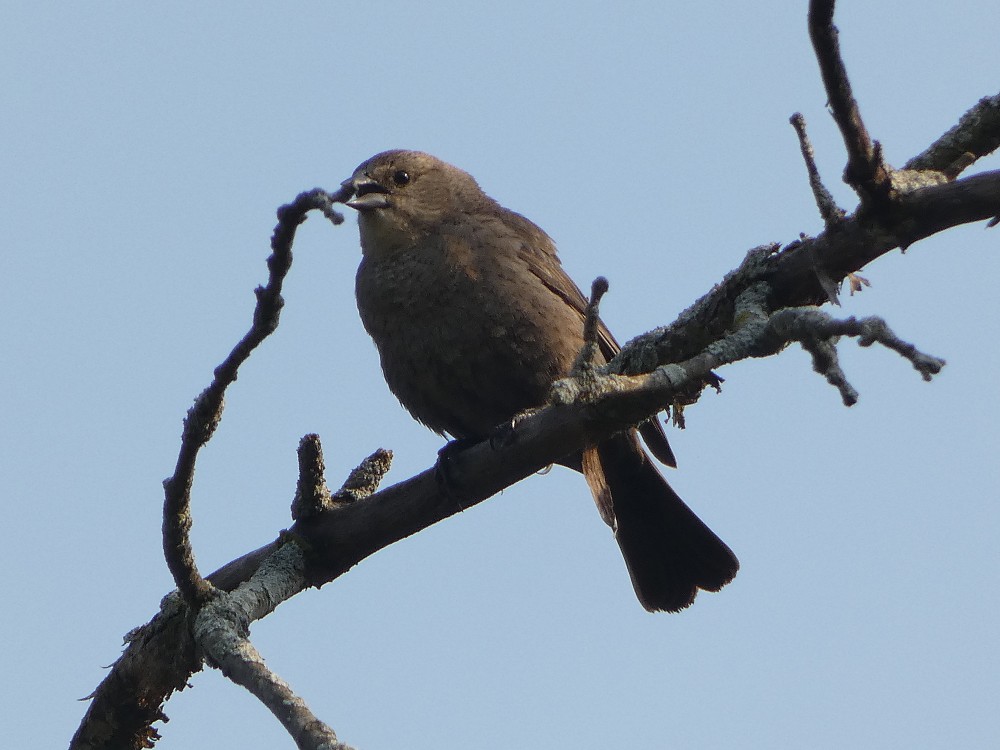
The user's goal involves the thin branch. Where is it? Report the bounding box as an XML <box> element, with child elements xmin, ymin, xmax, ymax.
<box><xmin>808</xmin><ymin>0</ymin><xmax>893</xmax><ymax>206</ymax></box>
<box><xmin>767</xmin><ymin>307</ymin><xmax>946</xmax><ymax>405</ymax></box>
<box><xmin>162</xmin><ymin>189</ymin><xmax>345</xmax><ymax>607</ymax></box>
<box><xmin>291</xmin><ymin>434</ymin><xmax>335</xmax><ymax>520</ymax></box>
<box><xmin>790</xmin><ymin>112</ymin><xmax>846</xmax><ymax>226</ymax></box>
<box><xmin>800</xmin><ymin>333</ymin><xmax>858</xmax><ymax>405</ymax></box>
<box><xmin>570</xmin><ymin>276</ymin><xmax>610</xmax><ymax>376</ymax></box>
<box><xmin>293</xmin><ymin>440</ymin><xmax>395</xmax><ymax>520</ymax></box>
<box><xmin>331</xmin><ymin>447</ymin><xmax>394</xmax><ymax>504</ymax></box>
<box><xmin>576</xmin><ymin>288</ymin><xmax>944</xmax><ymax>414</ymax></box>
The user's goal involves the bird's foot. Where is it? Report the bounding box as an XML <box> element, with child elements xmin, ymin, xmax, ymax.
<box><xmin>434</xmin><ymin>437</ymin><xmax>481</xmax><ymax>508</ymax></box>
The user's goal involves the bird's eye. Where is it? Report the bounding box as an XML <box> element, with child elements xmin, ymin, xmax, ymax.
<box><xmin>392</xmin><ymin>170</ymin><xmax>410</xmax><ymax>186</ymax></box>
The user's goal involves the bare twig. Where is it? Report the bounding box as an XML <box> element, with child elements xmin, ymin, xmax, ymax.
<box><xmin>801</xmin><ymin>334</ymin><xmax>858</xmax><ymax>405</ymax></box>
<box><xmin>292</xmin><ymin>437</ymin><xmax>393</xmax><ymax>520</ymax></box>
<box><xmin>291</xmin><ymin>434</ymin><xmax>334</xmax><ymax>520</ymax></box>
<box><xmin>808</xmin><ymin>0</ymin><xmax>893</xmax><ymax>206</ymax></box>
<box><xmin>791</xmin><ymin>112</ymin><xmax>846</xmax><ymax>226</ymax></box>
<box><xmin>332</xmin><ymin>448</ymin><xmax>394</xmax><ymax>504</ymax></box>
<box><xmin>571</xmin><ymin>276</ymin><xmax>610</xmax><ymax>376</ymax></box>
<box><xmin>162</xmin><ymin>189</ymin><xmax>345</xmax><ymax>607</ymax></box>
<box><xmin>579</xmin><ymin>288</ymin><xmax>945</xmax><ymax>413</ymax></box>
<box><xmin>766</xmin><ymin>307</ymin><xmax>946</xmax><ymax>405</ymax></box>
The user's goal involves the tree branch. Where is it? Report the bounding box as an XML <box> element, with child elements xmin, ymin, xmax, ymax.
<box><xmin>73</xmin><ymin>191</ymin><xmax>348</xmax><ymax>750</ymax></box>
<box><xmin>193</xmin><ymin>544</ymin><xmax>353</xmax><ymax>750</ymax></box>
<box><xmin>72</xmin><ymin>3</ymin><xmax>1000</xmax><ymax>746</ymax></box>
<box><xmin>790</xmin><ymin>112</ymin><xmax>846</xmax><ymax>228</ymax></box>
<box><xmin>73</xmin><ymin>130</ymin><xmax>999</xmax><ymax>750</ymax></box>
<box><xmin>808</xmin><ymin>0</ymin><xmax>893</xmax><ymax>207</ymax></box>
<box><xmin>162</xmin><ymin>188</ymin><xmax>347</xmax><ymax>608</ymax></box>
<box><xmin>906</xmin><ymin>93</ymin><xmax>1000</xmax><ymax>174</ymax></box>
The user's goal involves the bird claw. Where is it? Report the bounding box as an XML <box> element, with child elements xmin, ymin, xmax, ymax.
<box><xmin>434</xmin><ymin>437</ymin><xmax>479</xmax><ymax>504</ymax></box>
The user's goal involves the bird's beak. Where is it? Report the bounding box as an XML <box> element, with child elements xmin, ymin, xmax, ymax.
<box><xmin>342</xmin><ymin>175</ymin><xmax>391</xmax><ymax>211</ymax></box>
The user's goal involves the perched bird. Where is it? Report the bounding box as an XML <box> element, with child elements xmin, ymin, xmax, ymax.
<box><xmin>343</xmin><ymin>150</ymin><xmax>738</xmax><ymax>611</ymax></box>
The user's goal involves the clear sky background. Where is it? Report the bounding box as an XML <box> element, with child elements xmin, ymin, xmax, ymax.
<box><xmin>4</xmin><ymin>2</ymin><xmax>999</xmax><ymax>748</ymax></box>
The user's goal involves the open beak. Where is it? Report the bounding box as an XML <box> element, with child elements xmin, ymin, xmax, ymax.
<box><xmin>342</xmin><ymin>175</ymin><xmax>391</xmax><ymax>211</ymax></box>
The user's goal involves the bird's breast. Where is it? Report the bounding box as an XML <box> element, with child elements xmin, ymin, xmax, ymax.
<box><xmin>354</xmin><ymin>238</ymin><xmax>581</xmax><ymax>439</ymax></box>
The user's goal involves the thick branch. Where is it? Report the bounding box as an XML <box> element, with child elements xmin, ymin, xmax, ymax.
<box><xmin>194</xmin><ymin>544</ymin><xmax>353</xmax><ymax>750</ymax></box>
<box><xmin>615</xmin><ymin>168</ymin><xmax>1000</xmax><ymax>376</ymax></box>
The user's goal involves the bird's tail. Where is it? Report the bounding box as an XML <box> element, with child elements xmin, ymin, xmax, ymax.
<box><xmin>582</xmin><ymin>432</ymin><xmax>739</xmax><ymax>612</ymax></box>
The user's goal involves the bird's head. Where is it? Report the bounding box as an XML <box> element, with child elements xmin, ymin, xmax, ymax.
<box><xmin>342</xmin><ymin>150</ymin><xmax>486</xmax><ymax>253</ymax></box>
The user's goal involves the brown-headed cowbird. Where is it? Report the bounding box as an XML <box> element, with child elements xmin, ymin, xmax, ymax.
<box><xmin>343</xmin><ymin>150</ymin><xmax>738</xmax><ymax>612</ymax></box>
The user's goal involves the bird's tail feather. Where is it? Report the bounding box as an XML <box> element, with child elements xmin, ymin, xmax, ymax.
<box><xmin>583</xmin><ymin>433</ymin><xmax>739</xmax><ymax>612</ymax></box>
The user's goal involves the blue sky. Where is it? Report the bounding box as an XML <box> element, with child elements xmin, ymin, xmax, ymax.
<box><xmin>3</xmin><ymin>2</ymin><xmax>998</xmax><ymax>748</ymax></box>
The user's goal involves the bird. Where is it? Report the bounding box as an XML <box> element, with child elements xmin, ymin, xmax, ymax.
<box><xmin>342</xmin><ymin>149</ymin><xmax>738</xmax><ymax>611</ymax></box>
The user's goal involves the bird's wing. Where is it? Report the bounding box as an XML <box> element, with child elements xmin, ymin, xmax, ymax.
<box><xmin>502</xmin><ymin>210</ymin><xmax>678</xmax><ymax>468</ymax></box>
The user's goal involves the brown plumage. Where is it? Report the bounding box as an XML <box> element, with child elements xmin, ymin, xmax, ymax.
<box><xmin>344</xmin><ymin>150</ymin><xmax>738</xmax><ymax>611</ymax></box>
